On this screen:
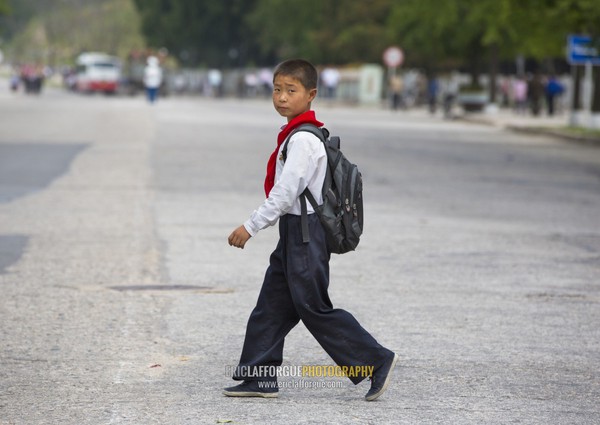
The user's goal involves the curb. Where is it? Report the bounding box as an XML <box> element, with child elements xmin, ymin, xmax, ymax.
<box><xmin>457</xmin><ymin>114</ymin><xmax>600</xmax><ymax>147</ymax></box>
<box><xmin>506</xmin><ymin>125</ymin><xmax>600</xmax><ymax>146</ymax></box>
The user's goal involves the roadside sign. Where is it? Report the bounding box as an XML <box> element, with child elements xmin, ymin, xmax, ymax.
<box><xmin>567</xmin><ymin>35</ymin><xmax>600</xmax><ymax>65</ymax></box>
<box><xmin>383</xmin><ymin>46</ymin><xmax>404</xmax><ymax>68</ymax></box>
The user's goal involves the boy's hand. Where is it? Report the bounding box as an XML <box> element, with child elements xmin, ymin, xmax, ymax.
<box><xmin>228</xmin><ymin>225</ymin><xmax>251</xmax><ymax>249</ymax></box>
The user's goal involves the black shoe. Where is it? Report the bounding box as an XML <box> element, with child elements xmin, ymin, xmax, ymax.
<box><xmin>223</xmin><ymin>380</ymin><xmax>279</xmax><ymax>398</ymax></box>
<box><xmin>365</xmin><ymin>353</ymin><xmax>398</xmax><ymax>401</ymax></box>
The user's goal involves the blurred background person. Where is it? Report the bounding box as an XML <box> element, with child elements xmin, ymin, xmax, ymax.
<box><xmin>20</xmin><ymin>64</ymin><xmax>44</xmax><ymax>95</ymax></box>
<box><xmin>259</xmin><ymin>68</ymin><xmax>273</xmax><ymax>98</ymax></box>
<box><xmin>389</xmin><ymin>73</ymin><xmax>404</xmax><ymax>110</ymax></box>
<box><xmin>427</xmin><ymin>75</ymin><xmax>439</xmax><ymax>114</ymax></box>
<box><xmin>321</xmin><ymin>66</ymin><xmax>340</xmax><ymax>99</ymax></box>
<box><xmin>143</xmin><ymin>56</ymin><xmax>163</xmax><ymax>103</ymax></box>
<box><xmin>207</xmin><ymin>69</ymin><xmax>223</xmax><ymax>97</ymax></box>
<box><xmin>443</xmin><ymin>73</ymin><xmax>459</xmax><ymax>119</ymax></box>
<box><xmin>545</xmin><ymin>75</ymin><xmax>564</xmax><ymax>116</ymax></box>
<box><xmin>10</xmin><ymin>67</ymin><xmax>20</xmax><ymax>92</ymax></box>
<box><xmin>513</xmin><ymin>76</ymin><xmax>528</xmax><ymax>115</ymax></box>
<box><xmin>528</xmin><ymin>73</ymin><xmax>544</xmax><ymax>117</ymax></box>
<box><xmin>244</xmin><ymin>71</ymin><xmax>259</xmax><ymax>97</ymax></box>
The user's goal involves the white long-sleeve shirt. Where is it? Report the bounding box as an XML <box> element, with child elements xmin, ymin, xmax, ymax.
<box><xmin>143</xmin><ymin>65</ymin><xmax>163</xmax><ymax>89</ymax></box>
<box><xmin>244</xmin><ymin>130</ymin><xmax>326</xmax><ymax>236</ymax></box>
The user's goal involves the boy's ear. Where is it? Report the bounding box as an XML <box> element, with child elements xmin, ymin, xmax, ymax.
<box><xmin>308</xmin><ymin>88</ymin><xmax>317</xmax><ymax>102</ymax></box>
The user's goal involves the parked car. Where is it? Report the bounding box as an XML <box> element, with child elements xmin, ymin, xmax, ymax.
<box><xmin>75</xmin><ymin>52</ymin><xmax>121</xmax><ymax>94</ymax></box>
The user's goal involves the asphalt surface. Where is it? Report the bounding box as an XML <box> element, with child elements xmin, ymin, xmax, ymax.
<box><xmin>1</xmin><ymin>86</ymin><xmax>599</xmax><ymax>424</ymax></box>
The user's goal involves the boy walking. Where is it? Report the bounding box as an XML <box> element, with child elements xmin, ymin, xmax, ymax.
<box><xmin>225</xmin><ymin>59</ymin><xmax>397</xmax><ymax>401</ymax></box>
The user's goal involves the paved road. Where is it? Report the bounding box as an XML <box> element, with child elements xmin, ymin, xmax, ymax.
<box><xmin>1</xmin><ymin>87</ymin><xmax>599</xmax><ymax>424</ymax></box>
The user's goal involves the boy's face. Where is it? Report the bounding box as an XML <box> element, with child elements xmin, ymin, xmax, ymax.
<box><xmin>272</xmin><ymin>74</ymin><xmax>317</xmax><ymax>122</ymax></box>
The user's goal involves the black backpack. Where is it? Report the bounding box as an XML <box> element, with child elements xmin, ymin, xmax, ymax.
<box><xmin>282</xmin><ymin>124</ymin><xmax>363</xmax><ymax>254</ymax></box>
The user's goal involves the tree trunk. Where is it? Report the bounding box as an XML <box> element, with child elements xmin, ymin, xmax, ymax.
<box><xmin>572</xmin><ymin>65</ymin><xmax>583</xmax><ymax>111</ymax></box>
<box><xmin>592</xmin><ymin>66</ymin><xmax>600</xmax><ymax>113</ymax></box>
<box><xmin>489</xmin><ymin>43</ymin><xmax>499</xmax><ymax>104</ymax></box>
<box><xmin>470</xmin><ymin>56</ymin><xmax>481</xmax><ymax>88</ymax></box>
<box><xmin>467</xmin><ymin>38</ymin><xmax>483</xmax><ymax>89</ymax></box>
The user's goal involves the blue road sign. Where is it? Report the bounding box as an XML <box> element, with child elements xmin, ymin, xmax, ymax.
<box><xmin>567</xmin><ymin>35</ymin><xmax>600</xmax><ymax>65</ymax></box>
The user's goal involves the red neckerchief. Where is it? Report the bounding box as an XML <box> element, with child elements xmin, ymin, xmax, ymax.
<box><xmin>264</xmin><ymin>110</ymin><xmax>324</xmax><ymax>197</ymax></box>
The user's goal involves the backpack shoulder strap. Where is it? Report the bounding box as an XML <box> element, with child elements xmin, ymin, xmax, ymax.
<box><xmin>280</xmin><ymin>124</ymin><xmax>328</xmax><ymax>244</ymax></box>
<box><xmin>281</xmin><ymin>124</ymin><xmax>327</xmax><ymax>162</ymax></box>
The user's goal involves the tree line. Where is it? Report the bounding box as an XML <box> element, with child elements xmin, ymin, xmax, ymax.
<box><xmin>3</xmin><ymin>0</ymin><xmax>599</xmax><ymax>74</ymax></box>
<box><xmin>132</xmin><ymin>0</ymin><xmax>600</xmax><ymax>107</ymax></box>
<box><xmin>132</xmin><ymin>0</ymin><xmax>600</xmax><ymax>70</ymax></box>
<box><xmin>2</xmin><ymin>0</ymin><xmax>599</xmax><ymax>110</ymax></box>
<box><xmin>0</xmin><ymin>0</ymin><xmax>143</xmax><ymax>64</ymax></box>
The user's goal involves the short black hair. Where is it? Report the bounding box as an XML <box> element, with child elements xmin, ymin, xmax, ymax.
<box><xmin>273</xmin><ymin>59</ymin><xmax>318</xmax><ymax>90</ymax></box>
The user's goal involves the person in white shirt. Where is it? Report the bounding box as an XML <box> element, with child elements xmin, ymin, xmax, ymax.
<box><xmin>321</xmin><ymin>66</ymin><xmax>340</xmax><ymax>99</ymax></box>
<box><xmin>225</xmin><ymin>59</ymin><xmax>397</xmax><ymax>401</ymax></box>
<box><xmin>143</xmin><ymin>56</ymin><xmax>162</xmax><ymax>103</ymax></box>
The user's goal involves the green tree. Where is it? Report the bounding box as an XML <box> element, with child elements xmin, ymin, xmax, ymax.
<box><xmin>386</xmin><ymin>0</ymin><xmax>600</xmax><ymax>104</ymax></box>
<box><xmin>6</xmin><ymin>0</ymin><xmax>144</xmax><ymax>65</ymax></box>
<box><xmin>545</xmin><ymin>0</ymin><xmax>600</xmax><ymax>113</ymax></box>
<box><xmin>1</xmin><ymin>0</ymin><xmax>59</xmax><ymax>41</ymax></box>
<box><xmin>134</xmin><ymin>0</ymin><xmax>260</xmax><ymax>67</ymax></box>
<box><xmin>245</xmin><ymin>0</ymin><xmax>321</xmax><ymax>62</ymax></box>
<box><xmin>387</xmin><ymin>0</ymin><xmax>531</xmax><ymax>101</ymax></box>
<box><xmin>307</xmin><ymin>0</ymin><xmax>392</xmax><ymax>64</ymax></box>
<box><xmin>247</xmin><ymin>0</ymin><xmax>393</xmax><ymax>65</ymax></box>
<box><xmin>133</xmin><ymin>0</ymin><xmax>395</xmax><ymax>66</ymax></box>
<box><xmin>0</xmin><ymin>0</ymin><xmax>9</xmax><ymax>16</ymax></box>
<box><xmin>386</xmin><ymin>0</ymin><xmax>461</xmax><ymax>73</ymax></box>
<box><xmin>462</xmin><ymin>0</ymin><xmax>522</xmax><ymax>100</ymax></box>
